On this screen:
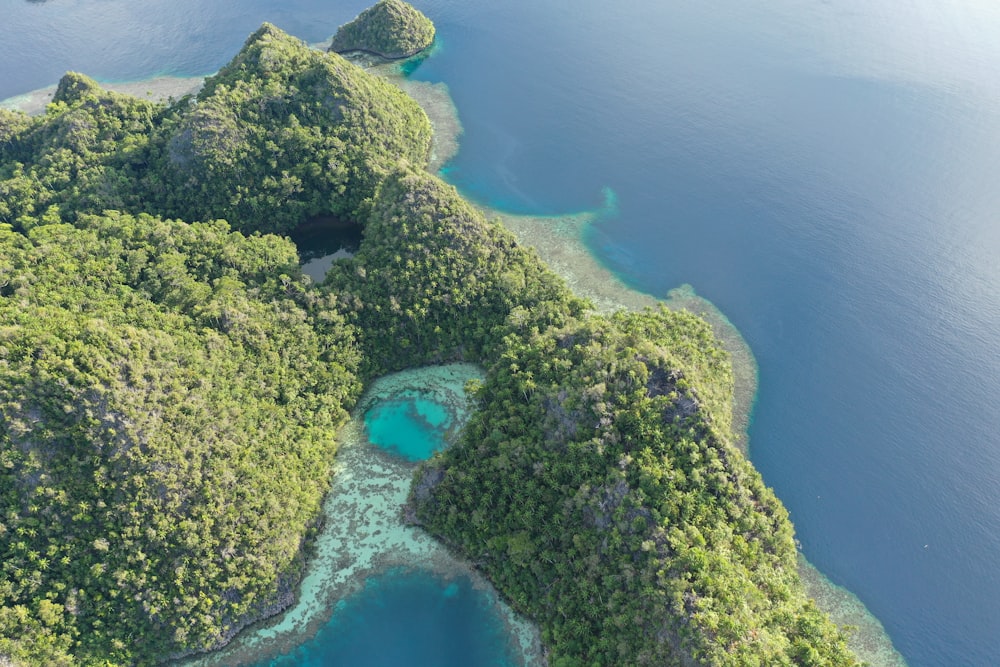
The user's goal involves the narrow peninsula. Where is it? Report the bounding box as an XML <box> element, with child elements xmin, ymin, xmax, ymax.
<box><xmin>0</xmin><ymin>9</ymin><xmax>864</xmax><ymax>667</ymax></box>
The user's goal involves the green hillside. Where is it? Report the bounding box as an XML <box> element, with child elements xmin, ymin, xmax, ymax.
<box><xmin>0</xmin><ymin>25</ymin><xmax>432</xmax><ymax>236</ymax></box>
<box><xmin>329</xmin><ymin>0</ymin><xmax>436</xmax><ymax>59</ymax></box>
<box><xmin>410</xmin><ymin>308</ymin><xmax>859</xmax><ymax>666</ymax></box>
<box><xmin>325</xmin><ymin>168</ymin><xmax>587</xmax><ymax>378</ymax></box>
<box><xmin>0</xmin><ymin>215</ymin><xmax>359</xmax><ymax>665</ymax></box>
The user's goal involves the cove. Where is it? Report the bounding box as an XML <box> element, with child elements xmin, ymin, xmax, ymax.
<box><xmin>255</xmin><ymin>568</ymin><xmax>520</xmax><ymax>667</ymax></box>
<box><xmin>182</xmin><ymin>364</ymin><xmax>541</xmax><ymax>667</ymax></box>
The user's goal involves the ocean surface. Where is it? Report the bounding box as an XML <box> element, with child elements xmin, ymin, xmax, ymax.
<box><xmin>4</xmin><ymin>1</ymin><xmax>1000</xmax><ymax>665</ymax></box>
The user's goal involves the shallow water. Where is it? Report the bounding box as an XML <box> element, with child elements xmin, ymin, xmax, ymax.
<box><xmin>255</xmin><ymin>568</ymin><xmax>520</xmax><ymax>667</ymax></box>
<box><xmin>184</xmin><ymin>365</ymin><xmax>542</xmax><ymax>667</ymax></box>
<box><xmin>364</xmin><ymin>392</ymin><xmax>451</xmax><ymax>461</ymax></box>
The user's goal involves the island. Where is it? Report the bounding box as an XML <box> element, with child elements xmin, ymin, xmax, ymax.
<box><xmin>329</xmin><ymin>0</ymin><xmax>436</xmax><ymax>59</ymax></box>
<box><xmin>0</xmin><ymin>10</ymin><xmax>862</xmax><ymax>667</ymax></box>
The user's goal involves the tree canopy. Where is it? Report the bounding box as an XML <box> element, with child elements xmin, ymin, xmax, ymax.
<box><xmin>410</xmin><ymin>308</ymin><xmax>859</xmax><ymax>666</ymax></box>
<box><xmin>150</xmin><ymin>23</ymin><xmax>432</xmax><ymax>233</ymax></box>
<box><xmin>0</xmin><ymin>25</ymin><xmax>432</xmax><ymax>236</ymax></box>
<box><xmin>329</xmin><ymin>0</ymin><xmax>436</xmax><ymax>59</ymax></box>
<box><xmin>0</xmin><ymin>214</ymin><xmax>359</xmax><ymax>665</ymax></box>
<box><xmin>325</xmin><ymin>167</ymin><xmax>587</xmax><ymax>378</ymax></box>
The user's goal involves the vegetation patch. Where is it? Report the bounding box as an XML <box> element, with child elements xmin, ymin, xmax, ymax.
<box><xmin>0</xmin><ymin>25</ymin><xmax>432</xmax><ymax>236</ymax></box>
<box><xmin>329</xmin><ymin>0</ymin><xmax>436</xmax><ymax>59</ymax></box>
<box><xmin>410</xmin><ymin>309</ymin><xmax>859</xmax><ymax>666</ymax></box>
<box><xmin>324</xmin><ymin>167</ymin><xmax>587</xmax><ymax>378</ymax></box>
<box><xmin>0</xmin><ymin>215</ymin><xmax>359</xmax><ymax>665</ymax></box>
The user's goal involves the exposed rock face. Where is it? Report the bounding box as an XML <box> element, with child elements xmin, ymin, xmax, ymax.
<box><xmin>329</xmin><ymin>0</ymin><xmax>435</xmax><ymax>59</ymax></box>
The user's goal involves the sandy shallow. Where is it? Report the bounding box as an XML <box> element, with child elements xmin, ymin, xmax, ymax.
<box><xmin>183</xmin><ymin>364</ymin><xmax>543</xmax><ymax>667</ymax></box>
<box><xmin>1</xmin><ymin>75</ymin><xmax>205</xmax><ymax>116</ymax></box>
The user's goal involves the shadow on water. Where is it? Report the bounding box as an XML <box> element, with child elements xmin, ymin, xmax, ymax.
<box><xmin>288</xmin><ymin>215</ymin><xmax>364</xmax><ymax>282</ymax></box>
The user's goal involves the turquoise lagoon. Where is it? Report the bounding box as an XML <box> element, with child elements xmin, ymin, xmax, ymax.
<box><xmin>256</xmin><ymin>568</ymin><xmax>520</xmax><ymax>667</ymax></box>
<box><xmin>185</xmin><ymin>365</ymin><xmax>540</xmax><ymax>667</ymax></box>
<box><xmin>364</xmin><ymin>394</ymin><xmax>450</xmax><ymax>462</ymax></box>
<box><xmin>361</xmin><ymin>363</ymin><xmax>476</xmax><ymax>463</ymax></box>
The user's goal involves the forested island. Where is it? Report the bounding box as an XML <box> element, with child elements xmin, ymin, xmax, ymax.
<box><xmin>1</xmin><ymin>9</ymin><xmax>862</xmax><ymax>667</ymax></box>
<box><xmin>329</xmin><ymin>0</ymin><xmax>436</xmax><ymax>59</ymax></box>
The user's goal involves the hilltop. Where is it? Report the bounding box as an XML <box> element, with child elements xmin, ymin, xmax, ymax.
<box><xmin>329</xmin><ymin>0</ymin><xmax>435</xmax><ymax>59</ymax></box>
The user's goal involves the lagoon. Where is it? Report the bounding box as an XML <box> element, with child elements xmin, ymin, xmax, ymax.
<box><xmin>184</xmin><ymin>364</ymin><xmax>540</xmax><ymax>667</ymax></box>
<box><xmin>254</xmin><ymin>568</ymin><xmax>521</xmax><ymax>667</ymax></box>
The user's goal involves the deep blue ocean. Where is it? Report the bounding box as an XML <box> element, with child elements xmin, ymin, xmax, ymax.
<box><xmin>4</xmin><ymin>1</ymin><xmax>1000</xmax><ymax>665</ymax></box>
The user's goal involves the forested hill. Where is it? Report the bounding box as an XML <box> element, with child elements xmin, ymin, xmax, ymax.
<box><xmin>0</xmin><ymin>215</ymin><xmax>359</xmax><ymax>664</ymax></box>
<box><xmin>0</xmin><ymin>23</ymin><xmax>432</xmax><ymax>236</ymax></box>
<box><xmin>325</xmin><ymin>166</ymin><xmax>860</xmax><ymax>665</ymax></box>
<box><xmin>329</xmin><ymin>0</ymin><xmax>436</xmax><ymax>59</ymax></box>
<box><xmin>0</xmin><ymin>12</ymin><xmax>863</xmax><ymax>667</ymax></box>
<box><xmin>410</xmin><ymin>308</ymin><xmax>858</xmax><ymax>666</ymax></box>
<box><xmin>324</xmin><ymin>168</ymin><xmax>588</xmax><ymax>378</ymax></box>
<box><xmin>152</xmin><ymin>23</ymin><xmax>432</xmax><ymax>233</ymax></box>
<box><xmin>0</xmin><ymin>22</ymin><xmax>419</xmax><ymax>665</ymax></box>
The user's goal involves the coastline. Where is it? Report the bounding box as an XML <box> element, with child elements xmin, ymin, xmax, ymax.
<box><xmin>2</xmin><ymin>40</ymin><xmax>904</xmax><ymax>666</ymax></box>
<box><xmin>333</xmin><ymin>46</ymin><xmax>430</xmax><ymax>61</ymax></box>
<box><xmin>0</xmin><ymin>74</ymin><xmax>205</xmax><ymax>116</ymax></box>
<box><xmin>181</xmin><ymin>365</ymin><xmax>543</xmax><ymax>667</ymax></box>
<box><xmin>379</xmin><ymin>62</ymin><xmax>757</xmax><ymax>452</ymax></box>
<box><xmin>358</xmin><ymin>52</ymin><xmax>459</xmax><ymax>173</ymax></box>
<box><xmin>374</xmin><ymin>52</ymin><xmax>906</xmax><ymax>667</ymax></box>
<box><xmin>799</xmin><ymin>556</ymin><xmax>906</xmax><ymax>667</ymax></box>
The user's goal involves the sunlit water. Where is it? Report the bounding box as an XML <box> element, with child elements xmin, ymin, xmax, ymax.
<box><xmin>364</xmin><ymin>391</ymin><xmax>451</xmax><ymax>462</ymax></box>
<box><xmin>5</xmin><ymin>1</ymin><xmax>1000</xmax><ymax>665</ymax></box>
<box><xmin>254</xmin><ymin>568</ymin><xmax>519</xmax><ymax>667</ymax></box>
